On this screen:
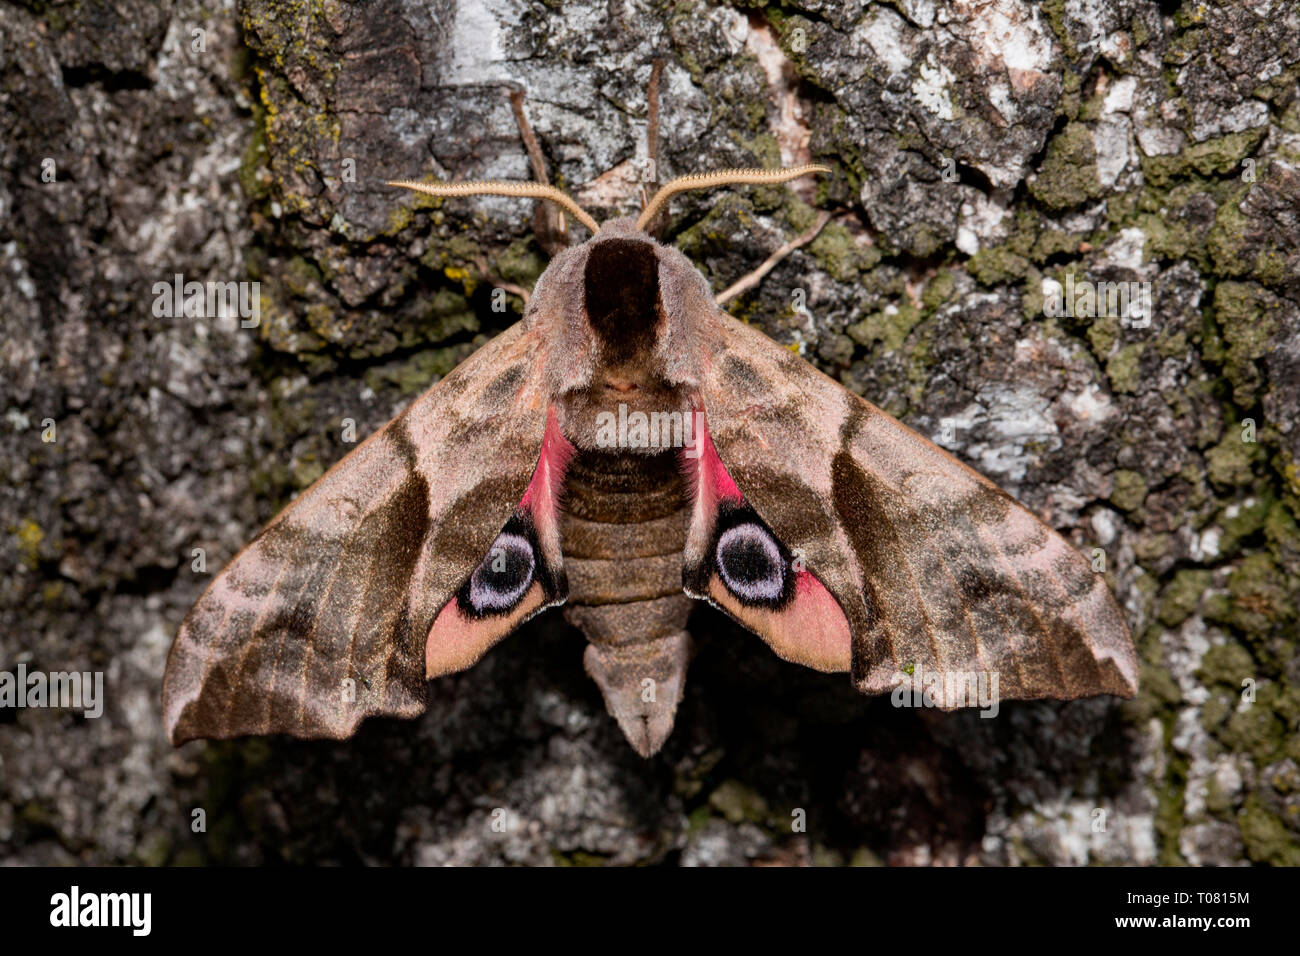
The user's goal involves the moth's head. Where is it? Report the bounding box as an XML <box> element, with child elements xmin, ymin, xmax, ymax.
<box><xmin>387</xmin><ymin>163</ymin><xmax>827</xmax><ymax>450</ymax></box>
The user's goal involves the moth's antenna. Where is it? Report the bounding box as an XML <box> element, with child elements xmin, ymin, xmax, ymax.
<box><xmin>386</xmin><ymin>179</ymin><xmax>602</xmax><ymax>235</ymax></box>
<box><xmin>635</xmin><ymin>164</ymin><xmax>830</xmax><ymax>232</ymax></box>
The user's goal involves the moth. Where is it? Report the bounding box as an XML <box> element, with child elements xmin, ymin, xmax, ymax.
<box><xmin>163</xmin><ymin>77</ymin><xmax>1137</xmax><ymax>757</ymax></box>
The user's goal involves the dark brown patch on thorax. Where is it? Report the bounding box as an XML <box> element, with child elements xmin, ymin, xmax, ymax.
<box><xmin>584</xmin><ymin>238</ymin><xmax>662</xmax><ymax>362</ymax></box>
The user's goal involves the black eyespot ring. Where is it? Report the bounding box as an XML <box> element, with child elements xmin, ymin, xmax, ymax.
<box><xmin>709</xmin><ymin>502</ymin><xmax>794</xmax><ymax>609</ymax></box>
<box><xmin>457</xmin><ymin>514</ymin><xmax>539</xmax><ymax>617</ymax></box>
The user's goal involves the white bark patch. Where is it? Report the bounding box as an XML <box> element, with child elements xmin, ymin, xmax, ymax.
<box><xmin>962</xmin><ymin>0</ymin><xmax>1055</xmax><ymax>74</ymax></box>
<box><xmin>1092</xmin><ymin>119</ymin><xmax>1131</xmax><ymax>188</ymax></box>
<box><xmin>956</xmin><ymin>190</ymin><xmax>1009</xmax><ymax>255</ymax></box>
<box><xmin>1103</xmin><ymin>76</ymin><xmax>1138</xmax><ymax>114</ymax></box>
<box><xmin>1191</xmin><ymin>99</ymin><xmax>1269</xmax><ymax>142</ymax></box>
<box><xmin>1092</xmin><ymin>76</ymin><xmax>1138</xmax><ymax>188</ymax></box>
<box><xmin>859</xmin><ymin>6</ymin><xmax>914</xmax><ymax>77</ymax></box>
<box><xmin>1064</xmin><ymin>382</ymin><xmax>1114</xmax><ymax>426</ymax></box>
<box><xmin>986</xmin><ymin>79</ymin><xmax>1018</xmax><ymax>124</ymax></box>
<box><xmin>945</xmin><ymin>382</ymin><xmax>1061</xmax><ymax>484</ymax></box>
<box><xmin>445</xmin><ymin>0</ymin><xmax>512</xmax><ymax>85</ymax></box>
<box><xmin>912</xmin><ymin>54</ymin><xmax>955</xmax><ymax>120</ymax></box>
<box><xmin>897</xmin><ymin>0</ymin><xmax>937</xmax><ymax>29</ymax></box>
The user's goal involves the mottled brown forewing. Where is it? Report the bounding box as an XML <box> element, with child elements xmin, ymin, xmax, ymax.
<box><xmin>696</xmin><ymin>314</ymin><xmax>1138</xmax><ymax>705</ymax></box>
<box><xmin>162</xmin><ymin>321</ymin><xmax>552</xmax><ymax>743</ymax></box>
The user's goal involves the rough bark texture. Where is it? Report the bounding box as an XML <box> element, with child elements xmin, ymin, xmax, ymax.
<box><xmin>2</xmin><ymin>0</ymin><xmax>1298</xmax><ymax>866</ymax></box>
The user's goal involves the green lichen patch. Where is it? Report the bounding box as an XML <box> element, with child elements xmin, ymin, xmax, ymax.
<box><xmin>673</xmin><ymin>193</ymin><xmax>762</xmax><ymax>275</ymax></box>
<box><xmin>1117</xmin><ymin>180</ymin><xmax>1227</xmax><ymax>269</ymax></box>
<box><xmin>809</xmin><ymin>221</ymin><xmax>878</xmax><ymax>282</ymax></box>
<box><xmin>1140</xmin><ymin>129</ymin><xmax>1267</xmax><ymax>189</ymax></box>
<box><xmin>1110</xmin><ymin>469</ymin><xmax>1148</xmax><ymax>512</ymax></box>
<box><xmin>1158</xmin><ymin>569</ymin><xmax>1213</xmax><ymax>627</ymax></box>
<box><xmin>1134</xmin><ymin>531</ymin><xmax>1173</xmax><ymax>564</ymax></box>
<box><xmin>362</xmin><ymin>343</ymin><xmax>476</xmax><ymax>397</ymax></box>
<box><xmin>847</xmin><ymin>302</ymin><xmax>924</xmax><ymax>353</ymax></box>
<box><xmin>1105</xmin><ymin>342</ymin><xmax>1144</xmax><ymax>394</ymax></box>
<box><xmin>1204</xmin><ymin>552</ymin><xmax>1295</xmax><ymax>648</ymax></box>
<box><xmin>1238</xmin><ymin>797</ymin><xmax>1300</xmax><ymax>865</ymax></box>
<box><xmin>1218</xmin><ymin>686</ymin><xmax>1287</xmax><ymax>766</ymax></box>
<box><xmin>968</xmin><ymin>245</ymin><xmax>1032</xmax><ymax>287</ymax></box>
<box><xmin>1029</xmin><ymin>122</ymin><xmax>1104</xmax><ymax>209</ymax></box>
<box><xmin>12</xmin><ymin>518</ymin><xmax>45</xmax><ymax>570</ymax></box>
<box><xmin>493</xmin><ymin>238</ymin><xmax>547</xmax><ymax>290</ymax></box>
<box><xmin>237</xmin><ymin>95</ymin><xmax>273</xmax><ymax>203</ymax></box>
<box><xmin>1215</xmin><ymin>494</ymin><xmax>1273</xmax><ymax>557</ymax></box>
<box><xmin>708</xmin><ymin>779</ymin><xmax>770</xmax><ymax>825</ymax></box>
<box><xmin>551</xmin><ymin>850</ymin><xmax>608</xmax><ymax>866</ymax></box>
<box><xmin>1198</xmin><ymin>643</ymin><xmax>1256</xmax><ymax>695</ymax></box>
<box><xmin>1205</xmin><ymin>430</ymin><xmax>1260</xmax><ymax>491</ymax></box>
<box><xmin>920</xmin><ymin>270</ymin><xmax>958</xmax><ymax>312</ymax></box>
<box><xmin>1211</xmin><ymin>281</ymin><xmax>1281</xmax><ymax>406</ymax></box>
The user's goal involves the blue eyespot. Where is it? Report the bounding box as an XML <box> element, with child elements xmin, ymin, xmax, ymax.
<box><xmin>467</xmin><ymin>532</ymin><xmax>535</xmax><ymax>612</ymax></box>
<box><xmin>715</xmin><ymin>522</ymin><xmax>785</xmax><ymax>603</ymax></box>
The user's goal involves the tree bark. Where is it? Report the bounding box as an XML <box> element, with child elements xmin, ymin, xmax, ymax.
<box><xmin>1</xmin><ymin>0</ymin><xmax>1297</xmax><ymax>865</ymax></box>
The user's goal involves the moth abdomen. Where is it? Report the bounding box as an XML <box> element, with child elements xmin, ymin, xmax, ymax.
<box><xmin>557</xmin><ymin>445</ymin><xmax>695</xmax><ymax>755</ymax></box>
<box><xmin>559</xmin><ymin>450</ymin><xmax>689</xmax><ymax>609</ymax></box>
<box><xmin>581</xmin><ymin>629</ymin><xmax>692</xmax><ymax>759</ymax></box>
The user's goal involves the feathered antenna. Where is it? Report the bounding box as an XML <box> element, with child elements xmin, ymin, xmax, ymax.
<box><xmin>635</xmin><ymin>164</ymin><xmax>830</xmax><ymax>231</ymax></box>
<box><xmin>386</xmin><ymin>179</ymin><xmax>602</xmax><ymax>235</ymax></box>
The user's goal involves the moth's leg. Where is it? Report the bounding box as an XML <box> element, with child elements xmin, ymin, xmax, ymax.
<box><xmin>508</xmin><ymin>90</ymin><xmax>568</xmax><ymax>255</ymax></box>
<box><xmin>714</xmin><ymin>210</ymin><xmax>833</xmax><ymax>307</ymax></box>
<box><xmin>639</xmin><ymin>57</ymin><xmax>670</xmax><ymax>240</ymax></box>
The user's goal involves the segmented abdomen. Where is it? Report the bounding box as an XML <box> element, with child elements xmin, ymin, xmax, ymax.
<box><xmin>560</xmin><ymin>447</ymin><xmax>690</xmax><ymax>629</ymax></box>
<box><xmin>558</xmin><ymin>447</ymin><xmax>694</xmax><ymax>755</ymax></box>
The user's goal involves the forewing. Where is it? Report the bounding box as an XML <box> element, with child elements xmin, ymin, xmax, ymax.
<box><xmin>162</xmin><ymin>322</ymin><xmax>558</xmax><ymax>743</ymax></box>
<box><xmin>691</xmin><ymin>314</ymin><xmax>1138</xmax><ymax>705</ymax></box>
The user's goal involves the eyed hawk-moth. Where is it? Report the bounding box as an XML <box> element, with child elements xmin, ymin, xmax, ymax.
<box><xmin>162</xmin><ymin>88</ymin><xmax>1137</xmax><ymax>758</ymax></box>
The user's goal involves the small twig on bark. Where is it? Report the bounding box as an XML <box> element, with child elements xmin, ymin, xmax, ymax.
<box><xmin>714</xmin><ymin>210</ymin><xmax>833</xmax><ymax>307</ymax></box>
<box><xmin>474</xmin><ymin>256</ymin><xmax>532</xmax><ymax>306</ymax></box>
